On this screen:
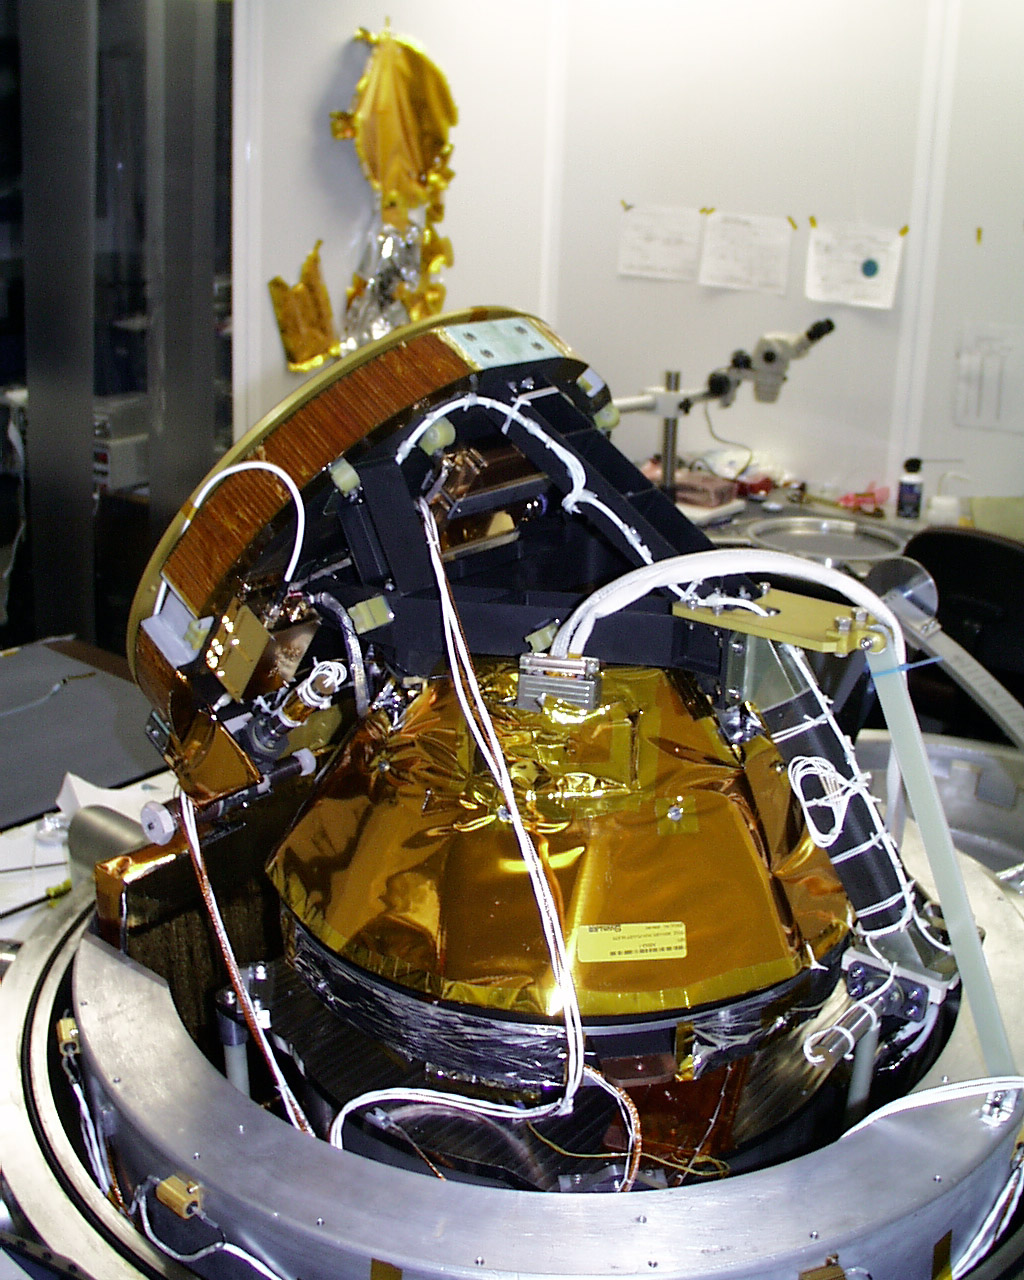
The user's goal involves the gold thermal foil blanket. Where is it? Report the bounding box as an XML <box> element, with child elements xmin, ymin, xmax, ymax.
<box><xmin>267</xmin><ymin>665</ymin><xmax>850</xmax><ymax>1018</ymax></box>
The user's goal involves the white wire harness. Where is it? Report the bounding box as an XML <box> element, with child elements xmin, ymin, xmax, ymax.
<box><xmin>549</xmin><ymin>549</ymin><xmax>923</xmax><ymax>937</ymax></box>
<box><xmin>395</xmin><ymin>386</ymin><xmax>664</xmax><ymax>572</ymax></box>
<box><xmin>550</xmin><ymin>548</ymin><xmax>908</xmax><ymax>662</ymax></box>
<box><xmin>153</xmin><ymin>460</ymin><xmax>307</xmax><ymax>616</ymax></box>
<box><xmin>327</xmin><ymin>499</ymin><xmax>642</xmax><ymax>1191</ymax></box>
<box><xmin>132</xmin><ymin>1179</ymin><xmax>287</xmax><ymax>1280</ymax></box>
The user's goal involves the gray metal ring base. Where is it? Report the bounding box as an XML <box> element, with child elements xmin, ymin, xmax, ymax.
<box><xmin>2</xmin><ymin>734</ymin><xmax>1024</xmax><ymax>1280</ymax></box>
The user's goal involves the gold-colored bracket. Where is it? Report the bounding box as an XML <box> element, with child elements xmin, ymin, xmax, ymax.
<box><xmin>155</xmin><ymin>1174</ymin><xmax>204</xmax><ymax>1219</ymax></box>
<box><xmin>205</xmin><ymin>601</ymin><xmax>272</xmax><ymax>701</ymax></box>
<box><xmin>672</xmin><ymin>587</ymin><xmax>887</xmax><ymax>655</ymax></box>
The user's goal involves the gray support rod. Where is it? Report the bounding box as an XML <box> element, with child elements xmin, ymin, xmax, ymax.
<box><xmin>19</xmin><ymin>0</ymin><xmax>98</xmax><ymax>641</ymax></box>
<box><xmin>145</xmin><ymin>0</ymin><xmax>219</xmax><ymax>540</ymax></box>
<box><xmin>866</xmin><ymin>639</ymin><xmax>1016</xmax><ymax>1076</ymax></box>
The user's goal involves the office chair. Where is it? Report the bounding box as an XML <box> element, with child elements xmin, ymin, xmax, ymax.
<box><xmin>901</xmin><ymin>526</ymin><xmax>1024</xmax><ymax>744</ymax></box>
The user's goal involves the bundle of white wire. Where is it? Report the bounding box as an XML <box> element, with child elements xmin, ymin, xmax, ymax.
<box><xmin>551</xmin><ymin>550</ymin><xmax>926</xmax><ymax>935</ymax></box>
<box><xmin>549</xmin><ymin>548</ymin><xmax>906</xmax><ymax>663</ymax></box>
<box><xmin>396</xmin><ymin>386</ymin><xmax>662</xmax><ymax>570</ymax></box>
<box><xmin>328</xmin><ymin>501</ymin><xmax>642</xmax><ymax>1191</ymax></box>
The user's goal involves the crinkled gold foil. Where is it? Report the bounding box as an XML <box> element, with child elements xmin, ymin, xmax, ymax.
<box><xmin>330</xmin><ymin>26</ymin><xmax>456</xmax><ymax>222</ymax></box>
<box><xmin>331</xmin><ymin>24</ymin><xmax>457</xmax><ymax>344</ymax></box>
<box><xmin>267</xmin><ymin>664</ymin><xmax>851</xmax><ymax>1018</ymax></box>
<box><xmin>267</xmin><ymin>240</ymin><xmax>342</xmax><ymax>373</ymax></box>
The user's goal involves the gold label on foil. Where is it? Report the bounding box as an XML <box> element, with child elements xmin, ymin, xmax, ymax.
<box><xmin>577</xmin><ymin>921</ymin><xmax>688</xmax><ymax>964</ymax></box>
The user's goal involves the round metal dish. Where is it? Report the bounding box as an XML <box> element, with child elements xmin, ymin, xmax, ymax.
<box><xmin>744</xmin><ymin>516</ymin><xmax>906</xmax><ymax>565</ymax></box>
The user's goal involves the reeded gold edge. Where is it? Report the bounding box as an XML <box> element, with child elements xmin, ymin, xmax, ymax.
<box><xmin>126</xmin><ymin>305</ymin><xmax>545</xmax><ymax>680</ymax></box>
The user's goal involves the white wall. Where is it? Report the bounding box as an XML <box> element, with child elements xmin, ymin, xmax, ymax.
<box><xmin>234</xmin><ymin>0</ymin><xmax>1024</xmax><ymax>500</ymax></box>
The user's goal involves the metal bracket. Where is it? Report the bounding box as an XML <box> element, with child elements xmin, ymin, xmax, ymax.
<box><xmin>673</xmin><ymin>587</ymin><xmax>885</xmax><ymax>655</ymax></box>
<box><xmin>843</xmin><ymin>946</ymin><xmax>957</xmax><ymax>1023</ymax></box>
<box><xmin>517</xmin><ymin>653</ymin><xmax>602</xmax><ymax>711</ymax></box>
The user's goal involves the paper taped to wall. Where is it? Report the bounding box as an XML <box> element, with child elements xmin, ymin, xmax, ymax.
<box><xmin>617</xmin><ymin>205</ymin><xmax>702</xmax><ymax>281</ymax></box>
<box><xmin>805</xmin><ymin>222</ymin><xmax>904</xmax><ymax>309</ymax></box>
<box><xmin>954</xmin><ymin>324</ymin><xmax>1024</xmax><ymax>434</ymax></box>
<box><xmin>698</xmin><ymin>211</ymin><xmax>792</xmax><ymax>295</ymax></box>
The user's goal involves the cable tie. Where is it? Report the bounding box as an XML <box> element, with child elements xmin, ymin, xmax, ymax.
<box><xmin>869</xmin><ymin>654</ymin><xmax>944</xmax><ymax>679</ymax></box>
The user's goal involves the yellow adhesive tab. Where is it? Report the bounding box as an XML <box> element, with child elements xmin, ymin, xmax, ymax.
<box><xmin>787</xmin><ymin>215</ymin><xmax>798</xmax><ymax>230</ymax></box>
<box><xmin>577</xmin><ymin>921</ymin><xmax>688</xmax><ymax>964</ymax></box>
<box><xmin>900</xmin><ymin>224</ymin><xmax>910</xmax><ymax>236</ymax></box>
<box><xmin>932</xmin><ymin>1231</ymin><xmax>953</xmax><ymax>1280</ymax></box>
<box><xmin>371</xmin><ymin>1263</ymin><xmax>403</xmax><ymax>1280</ymax></box>
<box><xmin>809</xmin><ymin>215</ymin><xmax>818</xmax><ymax>228</ymax></box>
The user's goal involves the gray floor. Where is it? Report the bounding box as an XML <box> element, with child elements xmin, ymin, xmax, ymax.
<box><xmin>0</xmin><ymin>641</ymin><xmax>159</xmax><ymax>828</ymax></box>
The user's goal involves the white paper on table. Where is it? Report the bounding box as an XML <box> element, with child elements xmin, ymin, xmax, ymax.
<box><xmin>617</xmin><ymin>205</ymin><xmax>703</xmax><ymax>281</ymax></box>
<box><xmin>698</xmin><ymin>211</ymin><xmax>792</xmax><ymax>295</ymax></box>
<box><xmin>56</xmin><ymin>771</ymin><xmax>178</xmax><ymax>823</ymax></box>
<box><xmin>805</xmin><ymin>222</ymin><xmax>904</xmax><ymax>309</ymax></box>
<box><xmin>954</xmin><ymin>324</ymin><xmax>1024</xmax><ymax>434</ymax></box>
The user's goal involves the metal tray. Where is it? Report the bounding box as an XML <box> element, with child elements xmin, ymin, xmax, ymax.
<box><xmin>744</xmin><ymin>515</ymin><xmax>906</xmax><ymax>565</ymax></box>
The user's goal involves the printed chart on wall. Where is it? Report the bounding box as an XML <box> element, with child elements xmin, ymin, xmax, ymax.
<box><xmin>697</xmin><ymin>211</ymin><xmax>792</xmax><ymax>295</ymax></box>
<box><xmin>617</xmin><ymin>206</ymin><xmax>702</xmax><ymax>281</ymax></box>
<box><xmin>804</xmin><ymin>222</ymin><xmax>904</xmax><ymax>310</ymax></box>
<box><xmin>954</xmin><ymin>324</ymin><xmax>1024</xmax><ymax>434</ymax></box>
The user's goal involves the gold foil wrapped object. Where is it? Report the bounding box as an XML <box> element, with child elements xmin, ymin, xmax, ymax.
<box><xmin>331</xmin><ymin>25</ymin><xmax>457</xmax><ymax>226</ymax></box>
<box><xmin>332</xmin><ymin>25</ymin><xmax>457</xmax><ymax>343</ymax></box>
<box><xmin>268</xmin><ymin>241</ymin><xmax>342</xmax><ymax>373</ymax></box>
<box><xmin>268</xmin><ymin>664</ymin><xmax>851</xmax><ymax>1019</ymax></box>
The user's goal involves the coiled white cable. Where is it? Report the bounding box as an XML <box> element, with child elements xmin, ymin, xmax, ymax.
<box><xmin>787</xmin><ymin>755</ymin><xmax>866</xmax><ymax>848</ymax></box>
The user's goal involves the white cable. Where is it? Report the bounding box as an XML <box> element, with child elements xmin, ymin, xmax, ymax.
<box><xmin>842</xmin><ymin>1076</ymin><xmax>1024</xmax><ymax>1139</ymax></box>
<box><xmin>68</xmin><ymin>1075</ymin><xmax>112</xmax><ymax>1193</ymax></box>
<box><xmin>550</xmin><ymin>548</ymin><xmax>907</xmax><ymax>661</ymax></box>
<box><xmin>547</xmin><ymin>549</ymin><xmax>916</xmax><ymax>938</ymax></box>
<box><xmin>953</xmin><ymin>1146</ymin><xmax>1024</xmax><ymax>1277</ymax></box>
<box><xmin>545</xmin><ymin>550</ymin><xmax>954</xmax><ymax>947</ymax></box>
<box><xmin>330</xmin><ymin>501</ymin><xmax>648</xmax><ymax>1186</ymax></box>
<box><xmin>137</xmin><ymin>1190</ymin><xmax>286</xmax><ymax>1280</ymax></box>
<box><xmin>787</xmin><ymin>755</ymin><xmax>866</xmax><ymax>848</ymax></box>
<box><xmin>784</xmin><ymin>645</ymin><xmax>952</xmax><ymax>948</ymax></box>
<box><xmin>803</xmin><ymin>973</ymin><xmax>889</xmax><ymax>1065</ymax></box>
<box><xmin>416</xmin><ymin>499</ymin><xmax>585</xmax><ymax>1102</ymax></box>
<box><xmin>395</xmin><ymin>388</ymin><xmax>663</xmax><ymax>573</ymax></box>
<box><xmin>153</xmin><ymin>460</ymin><xmax>307</xmax><ymax>616</ymax></box>
<box><xmin>179</xmin><ymin>795</ymin><xmax>312</xmax><ymax>1133</ymax></box>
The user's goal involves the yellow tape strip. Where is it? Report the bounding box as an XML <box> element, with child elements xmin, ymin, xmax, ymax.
<box><xmin>932</xmin><ymin>1230</ymin><xmax>953</xmax><ymax>1280</ymax></box>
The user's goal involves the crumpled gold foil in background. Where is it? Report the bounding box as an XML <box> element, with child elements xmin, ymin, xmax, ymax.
<box><xmin>332</xmin><ymin>24</ymin><xmax>457</xmax><ymax>347</ymax></box>
<box><xmin>331</xmin><ymin>25</ymin><xmax>457</xmax><ymax>225</ymax></box>
<box><xmin>267</xmin><ymin>664</ymin><xmax>851</xmax><ymax>1020</ymax></box>
<box><xmin>267</xmin><ymin>240</ymin><xmax>342</xmax><ymax>373</ymax></box>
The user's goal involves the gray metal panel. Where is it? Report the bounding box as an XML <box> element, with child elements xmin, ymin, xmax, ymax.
<box><xmin>19</xmin><ymin>0</ymin><xmax>98</xmax><ymax>641</ymax></box>
<box><xmin>145</xmin><ymin>0</ymin><xmax>219</xmax><ymax>539</ymax></box>
<box><xmin>70</xmin><ymin>930</ymin><xmax>1024</xmax><ymax>1280</ymax></box>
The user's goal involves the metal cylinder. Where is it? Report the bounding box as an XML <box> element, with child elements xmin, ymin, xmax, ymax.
<box><xmin>66</xmin><ymin>806</ymin><xmax>146</xmax><ymax>887</ymax></box>
<box><xmin>661</xmin><ymin>370</ymin><xmax>681</xmax><ymax>498</ymax></box>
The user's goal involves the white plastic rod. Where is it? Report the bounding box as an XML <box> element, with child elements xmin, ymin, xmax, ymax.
<box><xmin>866</xmin><ymin>639</ymin><xmax>1016</xmax><ymax>1076</ymax></box>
